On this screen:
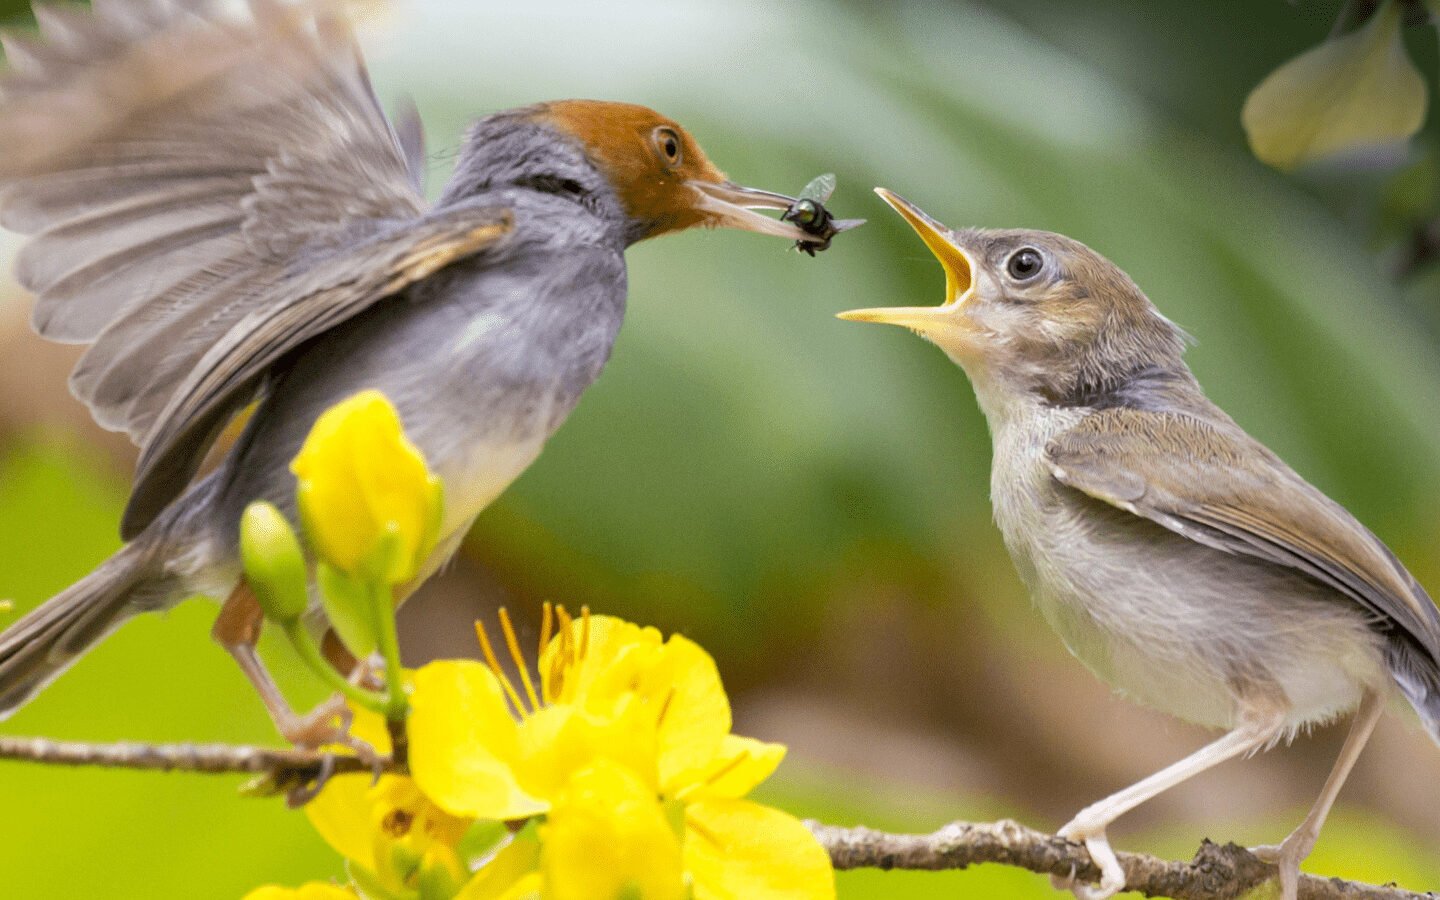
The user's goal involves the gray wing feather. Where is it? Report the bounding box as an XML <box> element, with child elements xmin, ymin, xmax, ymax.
<box><xmin>121</xmin><ymin>206</ymin><xmax>514</xmax><ymax>537</ymax></box>
<box><xmin>0</xmin><ymin>0</ymin><xmax>425</xmax><ymax>446</ymax></box>
<box><xmin>1046</xmin><ymin>408</ymin><xmax>1440</xmax><ymax>666</ymax></box>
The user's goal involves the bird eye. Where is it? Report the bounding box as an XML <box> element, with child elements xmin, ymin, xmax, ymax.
<box><xmin>653</xmin><ymin>127</ymin><xmax>682</xmax><ymax>166</ymax></box>
<box><xmin>1006</xmin><ymin>247</ymin><xmax>1044</xmax><ymax>281</ymax></box>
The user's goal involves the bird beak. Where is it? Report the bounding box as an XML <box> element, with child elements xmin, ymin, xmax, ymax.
<box><xmin>688</xmin><ymin>180</ymin><xmax>817</xmax><ymax>241</ymax></box>
<box><xmin>837</xmin><ymin>188</ymin><xmax>975</xmax><ymax>333</ymax></box>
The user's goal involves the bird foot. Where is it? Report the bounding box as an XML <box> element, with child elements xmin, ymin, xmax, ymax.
<box><xmin>1248</xmin><ymin>833</ymin><xmax>1310</xmax><ymax>900</ymax></box>
<box><xmin>275</xmin><ymin>694</ymin><xmax>388</xmax><ymax>806</ymax></box>
<box><xmin>1051</xmin><ymin>816</ymin><xmax>1126</xmax><ymax>900</ymax></box>
<box><xmin>279</xmin><ymin>694</ymin><xmax>383</xmax><ymax>768</ymax></box>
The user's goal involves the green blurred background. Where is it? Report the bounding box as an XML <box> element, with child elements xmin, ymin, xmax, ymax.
<box><xmin>2</xmin><ymin>0</ymin><xmax>1439</xmax><ymax>896</ymax></box>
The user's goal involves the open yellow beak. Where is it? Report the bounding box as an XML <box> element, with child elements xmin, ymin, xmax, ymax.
<box><xmin>837</xmin><ymin>188</ymin><xmax>974</xmax><ymax>331</ymax></box>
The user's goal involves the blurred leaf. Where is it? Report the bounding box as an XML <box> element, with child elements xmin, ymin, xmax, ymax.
<box><xmin>1242</xmin><ymin>1</ymin><xmax>1426</xmax><ymax>172</ymax></box>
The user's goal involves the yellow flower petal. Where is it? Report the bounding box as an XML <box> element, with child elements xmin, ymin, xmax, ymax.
<box><xmin>304</xmin><ymin>773</ymin><xmax>382</xmax><ymax>871</ymax></box>
<box><xmin>540</xmin><ymin>615</ymin><xmax>658</xmax><ymax>704</ymax></box>
<box><xmin>242</xmin><ymin>883</ymin><xmax>357</xmax><ymax>900</ymax></box>
<box><xmin>1242</xmin><ymin>1</ymin><xmax>1426</xmax><ymax>171</ymax></box>
<box><xmin>291</xmin><ymin>389</ymin><xmax>442</xmax><ymax>582</ymax></box>
<box><xmin>650</xmin><ymin>635</ymin><xmax>731</xmax><ymax>791</ymax></box>
<box><xmin>409</xmin><ymin>660</ymin><xmax>546</xmax><ymax>819</ymax></box>
<box><xmin>346</xmin><ymin>702</ymin><xmax>393</xmax><ymax>755</ymax></box>
<box><xmin>456</xmin><ymin>832</ymin><xmax>542</xmax><ymax>900</ymax></box>
<box><xmin>685</xmin><ymin>800</ymin><xmax>835</xmax><ymax>900</ymax></box>
<box><xmin>304</xmin><ymin>769</ymin><xmax>470</xmax><ymax>890</ymax></box>
<box><xmin>539</xmin><ymin>615</ymin><xmax>732</xmax><ymax>795</ymax></box>
<box><xmin>679</xmin><ymin>734</ymin><xmax>786</xmax><ymax>801</ymax></box>
<box><xmin>541</xmin><ymin>759</ymin><xmax>686</xmax><ymax>900</ymax></box>
<box><xmin>512</xmin><ymin>702</ymin><xmax>659</xmax><ymax>802</ymax></box>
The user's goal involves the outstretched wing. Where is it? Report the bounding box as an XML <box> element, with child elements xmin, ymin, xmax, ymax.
<box><xmin>0</xmin><ymin>0</ymin><xmax>428</xmax><ymax>445</ymax></box>
<box><xmin>0</xmin><ymin>0</ymin><xmax>513</xmax><ymax>536</ymax></box>
<box><xmin>1045</xmin><ymin>407</ymin><xmax>1440</xmax><ymax>668</ymax></box>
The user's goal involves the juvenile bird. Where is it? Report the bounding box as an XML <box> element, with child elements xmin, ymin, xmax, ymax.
<box><xmin>840</xmin><ymin>189</ymin><xmax>1440</xmax><ymax>900</ymax></box>
<box><xmin>0</xmin><ymin>0</ymin><xmax>847</xmax><ymax>739</ymax></box>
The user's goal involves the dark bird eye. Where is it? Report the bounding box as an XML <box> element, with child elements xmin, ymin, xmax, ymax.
<box><xmin>654</xmin><ymin>127</ymin><xmax>682</xmax><ymax>165</ymax></box>
<box><xmin>1006</xmin><ymin>247</ymin><xmax>1044</xmax><ymax>281</ymax></box>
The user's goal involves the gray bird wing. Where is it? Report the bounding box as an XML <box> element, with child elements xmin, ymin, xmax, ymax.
<box><xmin>0</xmin><ymin>0</ymin><xmax>433</xmax><ymax>448</ymax></box>
<box><xmin>0</xmin><ymin>0</ymin><xmax>515</xmax><ymax>537</ymax></box>
<box><xmin>123</xmin><ymin>205</ymin><xmax>513</xmax><ymax>538</ymax></box>
<box><xmin>1045</xmin><ymin>407</ymin><xmax>1440</xmax><ymax>665</ymax></box>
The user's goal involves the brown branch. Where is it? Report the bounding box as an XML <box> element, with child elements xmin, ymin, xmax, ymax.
<box><xmin>0</xmin><ymin>735</ymin><xmax>1430</xmax><ymax>897</ymax></box>
<box><xmin>808</xmin><ymin>819</ymin><xmax>1434</xmax><ymax>900</ymax></box>
<box><xmin>0</xmin><ymin>734</ymin><xmax>398</xmax><ymax>806</ymax></box>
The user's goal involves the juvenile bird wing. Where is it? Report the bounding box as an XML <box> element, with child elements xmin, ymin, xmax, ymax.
<box><xmin>1045</xmin><ymin>408</ymin><xmax>1440</xmax><ymax>667</ymax></box>
<box><xmin>0</xmin><ymin>0</ymin><xmax>505</xmax><ymax>535</ymax></box>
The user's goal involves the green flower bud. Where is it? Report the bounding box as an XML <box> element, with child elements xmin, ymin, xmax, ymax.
<box><xmin>239</xmin><ymin>501</ymin><xmax>309</xmax><ymax>623</ymax></box>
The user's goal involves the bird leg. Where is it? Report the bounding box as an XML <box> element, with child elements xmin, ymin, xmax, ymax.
<box><xmin>212</xmin><ymin>581</ymin><xmax>371</xmax><ymax>756</ymax></box>
<box><xmin>1250</xmin><ymin>689</ymin><xmax>1385</xmax><ymax>900</ymax></box>
<box><xmin>1052</xmin><ymin>699</ymin><xmax>1288</xmax><ymax>900</ymax></box>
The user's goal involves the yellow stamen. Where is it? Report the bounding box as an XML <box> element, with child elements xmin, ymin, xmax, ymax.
<box><xmin>475</xmin><ymin>619</ymin><xmax>527</xmax><ymax>719</ymax></box>
<box><xmin>579</xmin><ymin>605</ymin><xmax>591</xmax><ymax>662</ymax></box>
<box><xmin>550</xmin><ymin>604</ymin><xmax>580</xmax><ymax>702</ymax></box>
<box><xmin>499</xmin><ymin>607</ymin><xmax>541</xmax><ymax>714</ymax></box>
<box><xmin>538</xmin><ymin>601</ymin><xmax>555</xmax><ymax>704</ymax></box>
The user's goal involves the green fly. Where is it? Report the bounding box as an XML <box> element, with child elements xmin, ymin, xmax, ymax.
<box><xmin>784</xmin><ymin>173</ymin><xmax>864</xmax><ymax>256</ymax></box>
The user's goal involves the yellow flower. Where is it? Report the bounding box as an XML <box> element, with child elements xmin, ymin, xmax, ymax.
<box><xmin>304</xmin><ymin>705</ymin><xmax>473</xmax><ymax>898</ymax></box>
<box><xmin>409</xmin><ymin>606</ymin><xmax>835</xmax><ymax>900</ymax></box>
<box><xmin>540</xmin><ymin>758</ymin><xmax>686</xmax><ymax>900</ymax></box>
<box><xmin>1243</xmin><ymin>0</ymin><xmax>1426</xmax><ymax>171</ymax></box>
<box><xmin>242</xmin><ymin>884</ymin><xmax>357</xmax><ymax>900</ymax></box>
<box><xmin>291</xmin><ymin>389</ymin><xmax>443</xmax><ymax>584</ymax></box>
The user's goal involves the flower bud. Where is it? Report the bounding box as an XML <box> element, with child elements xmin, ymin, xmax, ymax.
<box><xmin>239</xmin><ymin>501</ymin><xmax>309</xmax><ymax>623</ymax></box>
<box><xmin>290</xmin><ymin>390</ymin><xmax>444</xmax><ymax>585</ymax></box>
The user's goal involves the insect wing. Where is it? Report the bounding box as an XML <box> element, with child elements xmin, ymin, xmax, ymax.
<box><xmin>798</xmin><ymin>172</ymin><xmax>837</xmax><ymax>204</ymax></box>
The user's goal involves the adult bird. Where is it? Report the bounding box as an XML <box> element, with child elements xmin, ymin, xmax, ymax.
<box><xmin>840</xmin><ymin>189</ymin><xmax>1440</xmax><ymax>900</ymax></box>
<box><xmin>0</xmin><ymin>0</ymin><xmax>847</xmax><ymax>742</ymax></box>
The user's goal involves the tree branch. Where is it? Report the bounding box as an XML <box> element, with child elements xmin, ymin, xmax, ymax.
<box><xmin>0</xmin><ymin>735</ymin><xmax>1430</xmax><ymax>897</ymax></box>
<box><xmin>0</xmin><ymin>734</ymin><xmax>398</xmax><ymax>806</ymax></box>
<box><xmin>808</xmin><ymin>819</ymin><xmax>1432</xmax><ymax>899</ymax></box>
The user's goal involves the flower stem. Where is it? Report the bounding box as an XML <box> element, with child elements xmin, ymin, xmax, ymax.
<box><xmin>281</xmin><ymin>620</ymin><xmax>388</xmax><ymax>714</ymax></box>
<box><xmin>369</xmin><ymin>581</ymin><xmax>410</xmax><ymax>765</ymax></box>
<box><xmin>371</xmin><ymin>582</ymin><xmax>409</xmax><ymax>721</ymax></box>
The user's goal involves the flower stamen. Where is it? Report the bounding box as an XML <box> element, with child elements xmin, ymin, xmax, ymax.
<box><xmin>498</xmin><ymin>607</ymin><xmax>541</xmax><ymax>714</ymax></box>
<box><xmin>475</xmin><ymin>619</ymin><xmax>528</xmax><ymax>719</ymax></box>
<box><xmin>538</xmin><ymin>601</ymin><xmax>555</xmax><ymax>704</ymax></box>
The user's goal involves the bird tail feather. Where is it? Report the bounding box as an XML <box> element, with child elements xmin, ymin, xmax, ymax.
<box><xmin>0</xmin><ymin>543</ymin><xmax>152</xmax><ymax>719</ymax></box>
<box><xmin>1387</xmin><ymin>641</ymin><xmax>1440</xmax><ymax>746</ymax></box>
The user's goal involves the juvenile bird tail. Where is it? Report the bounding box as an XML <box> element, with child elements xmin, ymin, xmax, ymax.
<box><xmin>0</xmin><ymin>543</ymin><xmax>156</xmax><ymax>718</ymax></box>
<box><xmin>1387</xmin><ymin>641</ymin><xmax>1440</xmax><ymax>746</ymax></box>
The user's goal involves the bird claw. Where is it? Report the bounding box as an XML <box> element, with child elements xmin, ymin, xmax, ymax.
<box><xmin>273</xmin><ymin>693</ymin><xmax>390</xmax><ymax>807</ymax></box>
<box><xmin>1248</xmin><ymin>842</ymin><xmax>1283</xmax><ymax>864</ymax></box>
<box><xmin>281</xmin><ymin>694</ymin><xmax>385</xmax><ymax>774</ymax></box>
<box><xmin>1248</xmin><ymin>837</ymin><xmax>1305</xmax><ymax>900</ymax></box>
<box><xmin>278</xmin><ymin>693</ymin><xmax>370</xmax><ymax>755</ymax></box>
<box><xmin>1053</xmin><ymin>818</ymin><xmax>1127</xmax><ymax>900</ymax></box>
<box><xmin>285</xmin><ymin>752</ymin><xmax>337</xmax><ymax>808</ymax></box>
